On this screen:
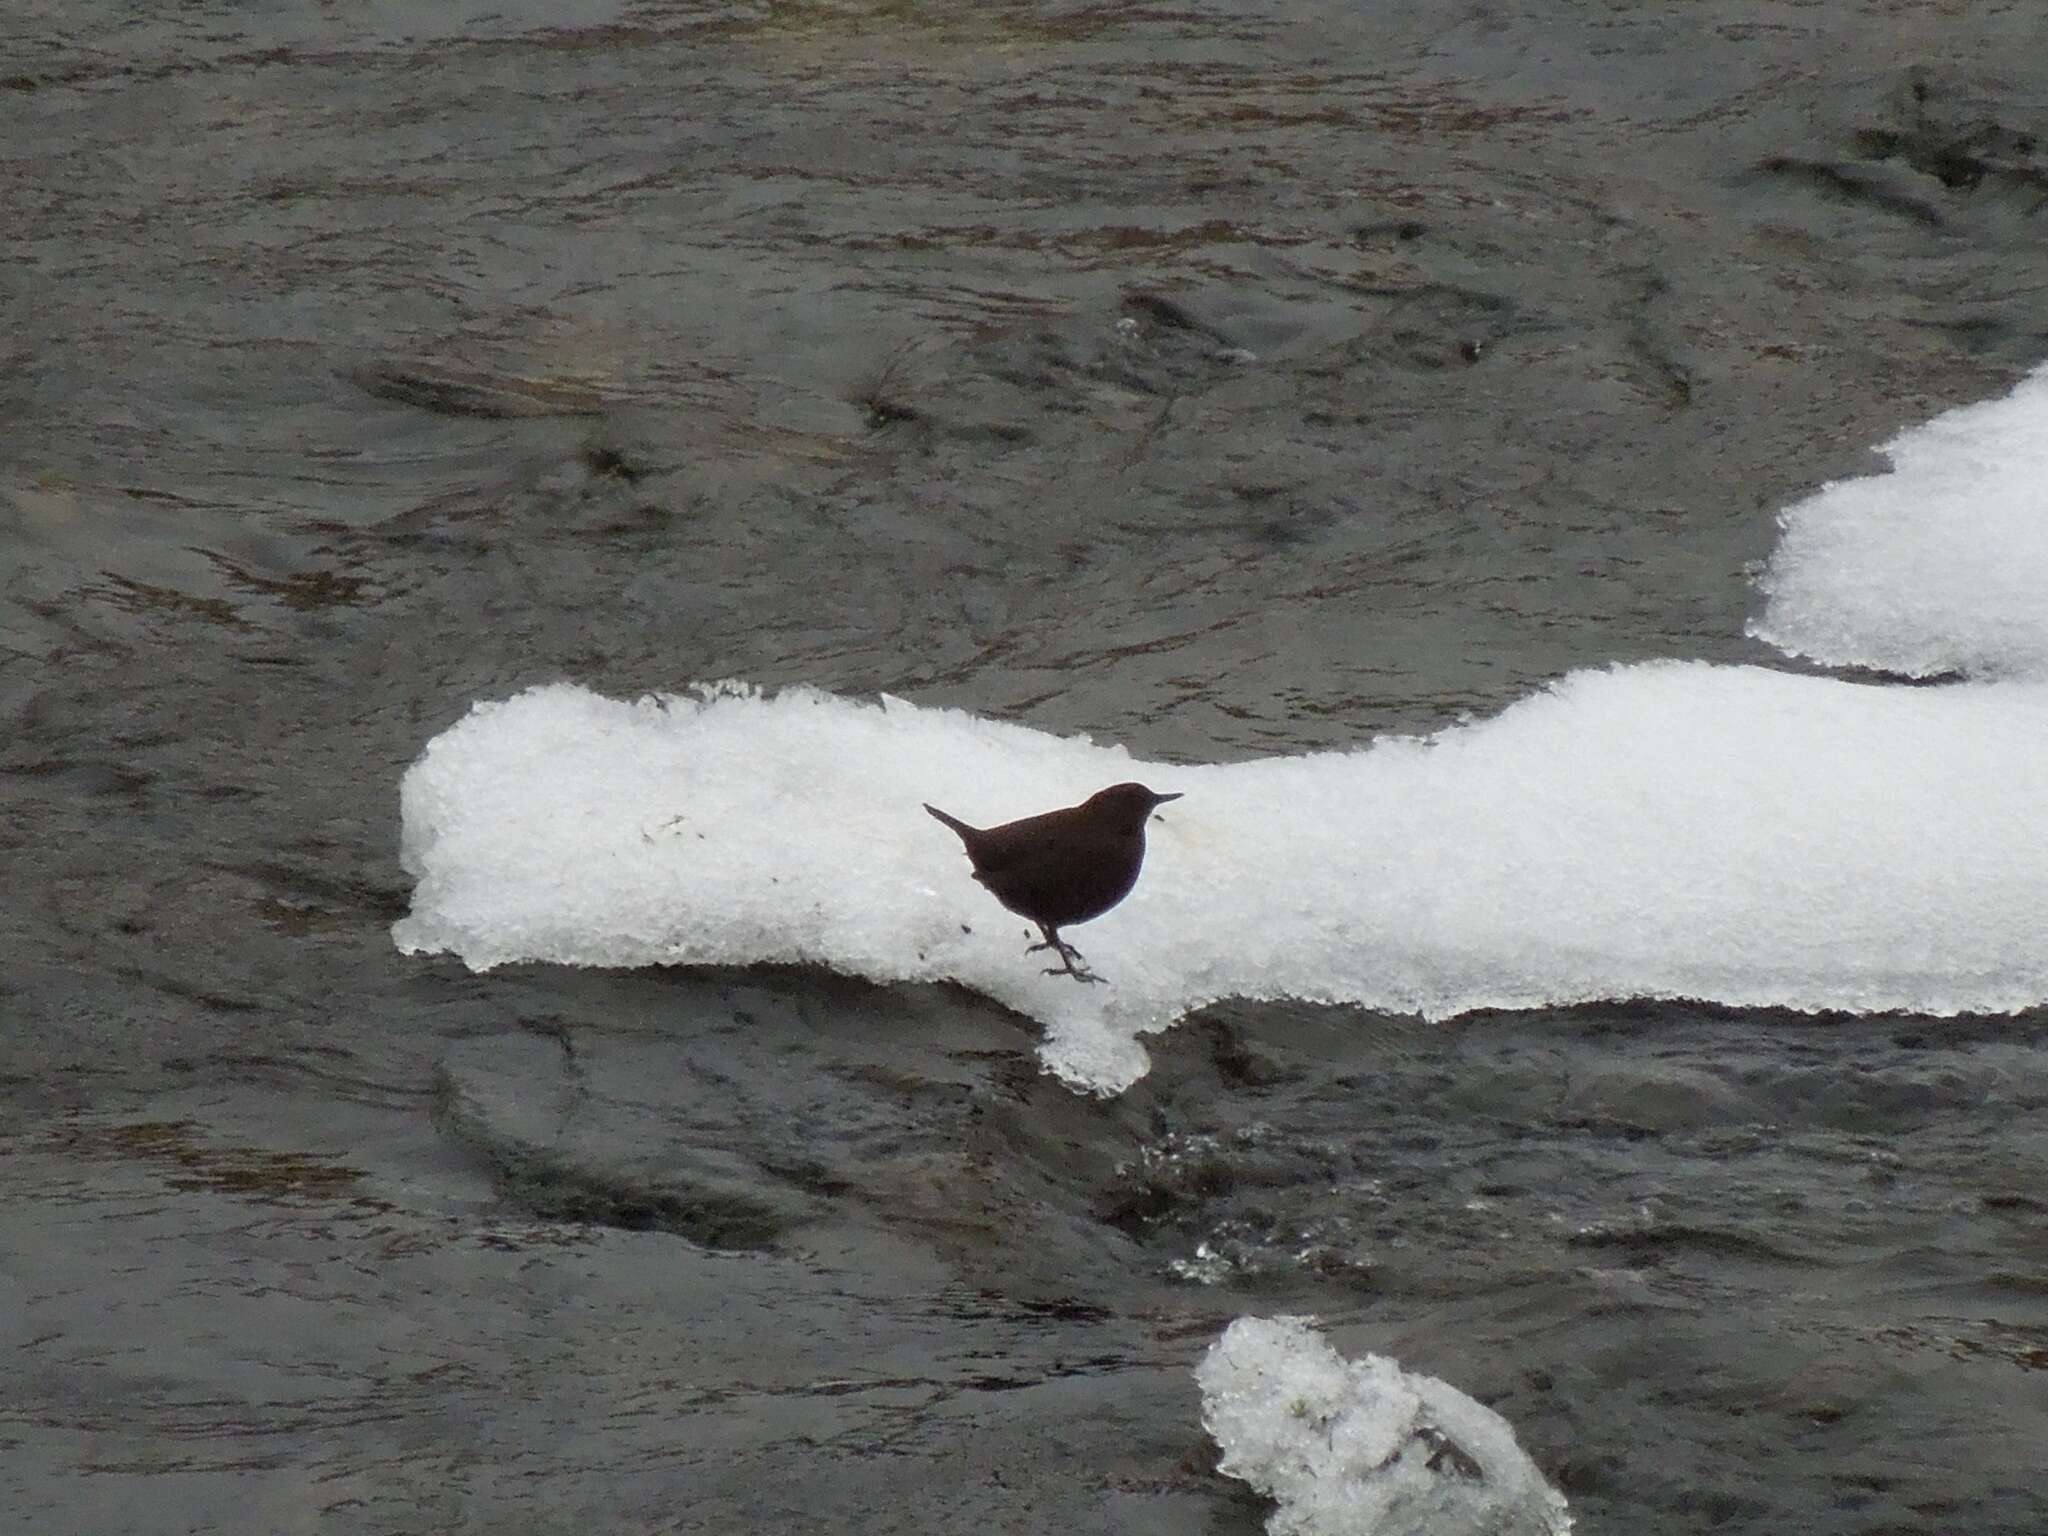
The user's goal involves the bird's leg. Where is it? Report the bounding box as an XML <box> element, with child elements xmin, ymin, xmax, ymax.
<box><xmin>1025</xmin><ymin>932</ymin><xmax>1085</xmax><ymax>961</ymax></box>
<box><xmin>1023</xmin><ymin>923</ymin><xmax>1064</xmax><ymax>957</ymax></box>
<box><xmin>1029</xmin><ymin>925</ymin><xmax>1105</xmax><ymax>984</ymax></box>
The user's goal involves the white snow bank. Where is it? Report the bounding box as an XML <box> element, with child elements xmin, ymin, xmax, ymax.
<box><xmin>392</xmin><ymin>666</ymin><xmax>2048</xmax><ymax>1093</ymax></box>
<box><xmin>1752</xmin><ymin>363</ymin><xmax>2048</xmax><ymax>679</ymax></box>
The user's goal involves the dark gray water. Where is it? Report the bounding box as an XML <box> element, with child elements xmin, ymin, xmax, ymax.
<box><xmin>4</xmin><ymin>2</ymin><xmax>2047</xmax><ymax>1530</ymax></box>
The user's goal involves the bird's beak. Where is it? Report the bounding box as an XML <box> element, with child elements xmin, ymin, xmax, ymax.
<box><xmin>1153</xmin><ymin>791</ymin><xmax>1183</xmax><ymax>804</ymax></box>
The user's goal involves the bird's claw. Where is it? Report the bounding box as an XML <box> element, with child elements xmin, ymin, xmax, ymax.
<box><xmin>1028</xmin><ymin>933</ymin><xmax>1100</xmax><ymax>983</ymax></box>
<box><xmin>1025</xmin><ymin>939</ymin><xmax>1085</xmax><ymax>959</ymax></box>
<box><xmin>1042</xmin><ymin>964</ymin><xmax>1107</xmax><ymax>984</ymax></box>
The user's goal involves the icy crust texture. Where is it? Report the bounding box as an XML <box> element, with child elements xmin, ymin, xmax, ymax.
<box><xmin>1752</xmin><ymin>363</ymin><xmax>2048</xmax><ymax>679</ymax></box>
<box><xmin>393</xmin><ymin>668</ymin><xmax>2048</xmax><ymax>1093</ymax></box>
<box><xmin>1196</xmin><ymin>1316</ymin><xmax>1572</xmax><ymax>1536</ymax></box>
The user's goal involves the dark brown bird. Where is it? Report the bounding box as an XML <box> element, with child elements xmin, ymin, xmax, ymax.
<box><xmin>924</xmin><ymin>782</ymin><xmax>1182</xmax><ymax>983</ymax></box>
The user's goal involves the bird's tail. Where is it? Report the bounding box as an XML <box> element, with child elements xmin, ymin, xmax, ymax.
<box><xmin>923</xmin><ymin>803</ymin><xmax>976</xmax><ymax>841</ymax></box>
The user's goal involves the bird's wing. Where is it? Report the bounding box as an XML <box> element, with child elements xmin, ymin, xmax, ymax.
<box><xmin>957</xmin><ymin>811</ymin><xmax>1063</xmax><ymax>874</ymax></box>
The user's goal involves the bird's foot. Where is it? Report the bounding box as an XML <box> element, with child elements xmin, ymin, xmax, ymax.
<box><xmin>1028</xmin><ymin>931</ymin><xmax>1103</xmax><ymax>983</ymax></box>
<box><xmin>1035</xmin><ymin>943</ymin><xmax>1104</xmax><ymax>984</ymax></box>
<box><xmin>1041</xmin><ymin>961</ymin><xmax>1107</xmax><ymax>984</ymax></box>
<box><xmin>1025</xmin><ymin>938</ymin><xmax>1085</xmax><ymax>960</ymax></box>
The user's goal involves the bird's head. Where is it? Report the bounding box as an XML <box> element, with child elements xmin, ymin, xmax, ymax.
<box><xmin>1086</xmin><ymin>781</ymin><xmax>1182</xmax><ymax>833</ymax></box>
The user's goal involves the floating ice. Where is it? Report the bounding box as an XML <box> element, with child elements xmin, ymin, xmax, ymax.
<box><xmin>1195</xmin><ymin>1315</ymin><xmax>1572</xmax><ymax>1536</ymax></box>
<box><xmin>393</xmin><ymin>666</ymin><xmax>2048</xmax><ymax>1093</ymax></box>
<box><xmin>1752</xmin><ymin>362</ymin><xmax>2048</xmax><ymax>679</ymax></box>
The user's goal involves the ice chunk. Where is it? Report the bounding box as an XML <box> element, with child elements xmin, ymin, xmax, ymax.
<box><xmin>1752</xmin><ymin>362</ymin><xmax>2048</xmax><ymax>679</ymax></box>
<box><xmin>392</xmin><ymin>668</ymin><xmax>2048</xmax><ymax>1094</ymax></box>
<box><xmin>1196</xmin><ymin>1315</ymin><xmax>1572</xmax><ymax>1536</ymax></box>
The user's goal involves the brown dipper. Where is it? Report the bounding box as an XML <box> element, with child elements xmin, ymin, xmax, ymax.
<box><xmin>924</xmin><ymin>782</ymin><xmax>1182</xmax><ymax>983</ymax></box>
